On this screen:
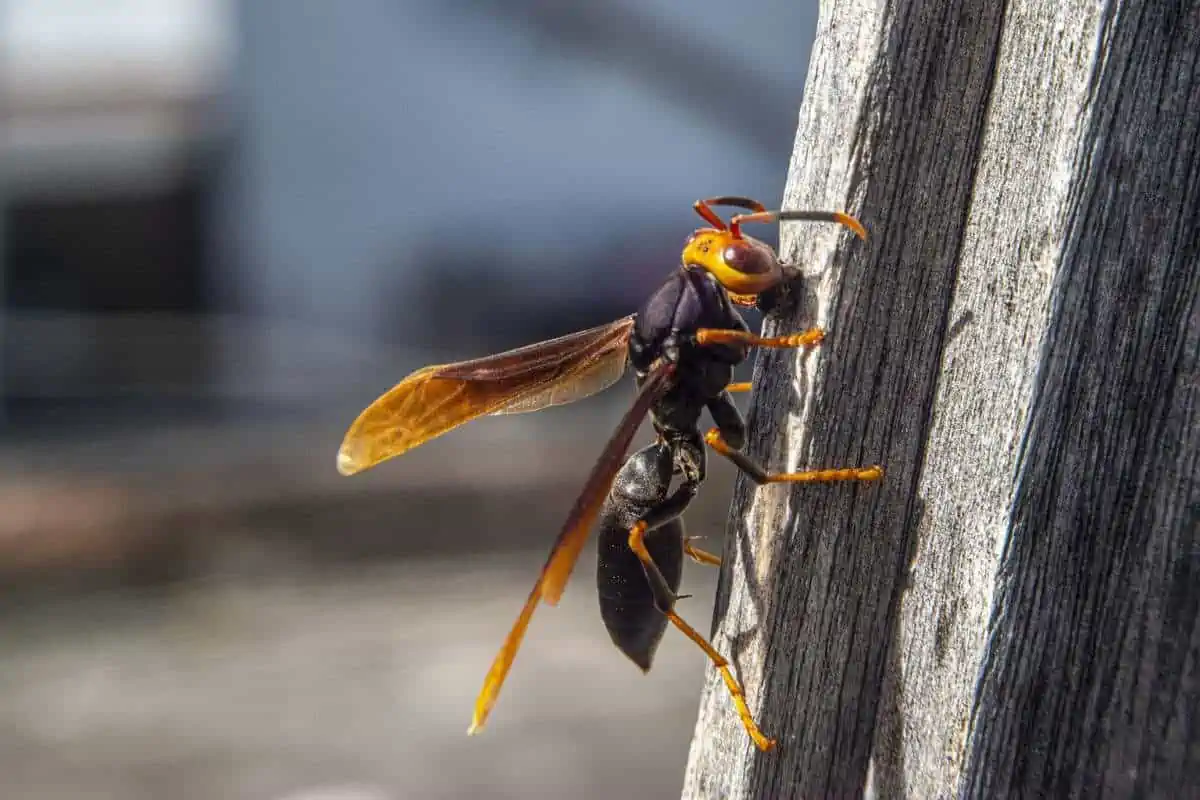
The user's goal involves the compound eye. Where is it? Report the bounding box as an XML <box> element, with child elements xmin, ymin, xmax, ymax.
<box><xmin>722</xmin><ymin>243</ymin><xmax>770</xmax><ymax>275</ymax></box>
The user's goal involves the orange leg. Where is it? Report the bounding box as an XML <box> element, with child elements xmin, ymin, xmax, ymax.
<box><xmin>626</xmin><ymin>521</ymin><xmax>686</xmax><ymax>611</ymax></box>
<box><xmin>665</xmin><ymin>609</ymin><xmax>776</xmax><ymax>752</ymax></box>
<box><xmin>696</xmin><ymin>327</ymin><xmax>826</xmax><ymax>350</ymax></box>
<box><xmin>705</xmin><ymin>428</ymin><xmax>884</xmax><ymax>485</ymax></box>
<box><xmin>727</xmin><ymin>382</ymin><xmax>753</xmax><ymax>393</ymax></box>
<box><xmin>684</xmin><ymin>537</ymin><xmax>722</xmax><ymax>566</ymax></box>
<box><xmin>729</xmin><ymin>292</ymin><xmax>759</xmax><ymax>307</ymax></box>
<box><xmin>627</xmin><ymin>523</ymin><xmax>775</xmax><ymax>752</ymax></box>
<box><xmin>729</xmin><ymin>209</ymin><xmax>867</xmax><ymax>241</ymax></box>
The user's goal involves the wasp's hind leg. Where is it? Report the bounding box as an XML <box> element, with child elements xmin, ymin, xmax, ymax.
<box><xmin>629</xmin><ymin>519</ymin><xmax>775</xmax><ymax>751</ymax></box>
<box><xmin>624</xmin><ymin>479</ymin><xmax>697</xmax><ymax>612</ymax></box>
<box><xmin>627</xmin><ymin>517</ymin><xmax>775</xmax><ymax>751</ymax></box>
<box><xmin>661</xmin><ymin>607</ymin><xmax>775</xmax><ymax>751</ymax></box>
<box><xmin>623</xmin><ymin>459</ymin><xmax>773</xmax><ymax>751</ymax></box>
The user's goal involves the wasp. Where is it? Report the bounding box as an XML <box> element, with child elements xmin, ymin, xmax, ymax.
<box><xmin>337</xmin><ymin>197</ymin><xmax>883</xmax><ymax>751</ymax></box>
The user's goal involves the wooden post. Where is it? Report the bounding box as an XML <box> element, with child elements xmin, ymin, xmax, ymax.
<box><xmin>682</xmin><ymin>2</ymin><xmax>1199</xmax><ymax>798</ymax></box>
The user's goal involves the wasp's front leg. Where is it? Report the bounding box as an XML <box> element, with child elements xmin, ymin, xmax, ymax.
<box><xmin>695</xmin><ymin>327</ymin><xmax>825</xmax><ymax>350</ymax></box>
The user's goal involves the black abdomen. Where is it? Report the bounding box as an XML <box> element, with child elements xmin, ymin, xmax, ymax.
<box><xmin>597</xmin><ymin>512</ymin><xmax>684</xmax><ymax>672</ymax></box>
<box><xmin>595</xmin><ymin>443</ymin><xmax>685</xmax><ymax>672</ymax></box>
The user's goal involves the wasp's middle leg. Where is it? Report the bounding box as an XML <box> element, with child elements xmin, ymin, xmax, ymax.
<box><xmin>705</xmin><ymin>427</ymin><xmax>883</xmax><ymax>485</ymax></box>
<box><xmin>704</xmin><ymin>389</ymin><xmax>882</xmax><ymax>485</ymax></box>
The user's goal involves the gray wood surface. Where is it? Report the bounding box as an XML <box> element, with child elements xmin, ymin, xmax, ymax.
<box><xmin>681</xmin><ymin>2</ymin><xmax>1199</xmax><ymax>798</ymax></box>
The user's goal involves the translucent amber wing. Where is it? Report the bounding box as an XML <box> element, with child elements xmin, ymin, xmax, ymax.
<box><xmin>468</xmin><ymin>360</ymin><xmax>675</xmax><ymax>735</ymax></box>
<box><xmin>468</xmin><ymin>582</ymin><xmax>539</xmax><ymax>736</ymax></box>
<box><xmin>491</xmin><ymin>336</ymin><xmax>630</xmax><ymax>415</ymax></box>
<box><xmin>436</xmin><ymin>316</ymin><xmax>634</xmax><ymax>382</ymax></box>
<box><xmin>336</xmin><ymin>318</ymin><xmax>634</xmax><ymax>476</ymax></box>
<box><xmin>336</xmin><ymin>365</ymin><xmax>520</xmax><ymax>475</ymax></box>
<box><xmin>537</xmin><ymin>361</ymin><xmax>676</xmax><ymax>604</ymax></box>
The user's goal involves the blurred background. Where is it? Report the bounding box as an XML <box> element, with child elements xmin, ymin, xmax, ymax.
<box><xmin>0</xmin><ymin>2</ymin><xmax>816</xmax><ymax>797</ymax></box>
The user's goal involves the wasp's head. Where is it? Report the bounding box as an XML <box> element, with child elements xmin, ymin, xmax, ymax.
<box><xmin>681</xmin><ymin>229</ymin><xmax>783</xmax><ymax>295</ymax></box>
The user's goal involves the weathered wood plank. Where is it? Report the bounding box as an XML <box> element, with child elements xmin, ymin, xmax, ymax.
<box><xmin>681</xmin><ymin>1</ymin><xmax>1200</xmax><ymax>798</ymax></box>
<box><xmin>879</xmin><ymin>1</ymin><xmax>1114</xmax><ymax>796</ymax></box>
<box><xmin>963</xmin><ymin>3</ymin><xmax>1200</xmax><ymax>796</ymax></box>
<box><xmin>682</xmin><ymin>0</ymin><xmax>1008</xmax><ymax>794</ymax></box>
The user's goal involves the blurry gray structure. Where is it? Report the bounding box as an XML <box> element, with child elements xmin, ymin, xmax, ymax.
<box><xmin>1</xmin><ymin>0</ymin><xmax>232</xmax><ymax>427</ymax></box>
<box><xmin>2</xmin><ymin>0</ymin><xmax>816</xmax><ymax>430</ymax></box>
<box><xmin>0</xmin><ymin>4</ymin><xmax>822</xmax><ymax>799</ymax></box>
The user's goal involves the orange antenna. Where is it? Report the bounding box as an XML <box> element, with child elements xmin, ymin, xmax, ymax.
<box><xmin>729</xmin><ymin>209</ymin><xmax>867</xmax><ymax>240</ymax></box>
<box><xmin>691</xmin><ymin>196</ymin><xmax>768</xmax><ymax>231</ymax></box>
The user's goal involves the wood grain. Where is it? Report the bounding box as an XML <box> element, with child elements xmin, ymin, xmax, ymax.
<box><xmin>681</xmin><ymin>1</ymin><xmax>1199</xmax><ymax>798</ymax></box>
<box><xmin>963</xmin><ymin>3</ymin><xmax>1200</xmax><ymax>796</ymax></box>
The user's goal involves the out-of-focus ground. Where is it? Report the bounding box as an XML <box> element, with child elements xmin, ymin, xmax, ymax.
<box><xmin>0</xmin><ymin>408</ymin><xmax>746</xmax><ymax>800</ymax></box>
<box><xmin>1</xmin><ymin>556</ymin><xmax>720</xmax><ymax>800</ymax></box>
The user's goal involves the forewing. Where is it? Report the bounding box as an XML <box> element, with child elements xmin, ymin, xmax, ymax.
<box><xmin>336</xmin><ymin>317</ymin><xmax>634</xmax><ymax>476</ymax></box>
<box><xmin>467</xmin><ymin>360</ymin><xmax>676</xmax><ymax>735</ymax></box>
<box><xmin>491</xmin><ymin>335</ymin><xmax>630</xmax><ymax>415</ymax></box>
<box><xmin>435</xmin><ymin>316</ymin><xmax>634</xmax><ymax>382</ymax></box>
<box><xmin>538</xmin><ymin>360</ymin><xmax>676</xmax><ymax>604</ymax></box>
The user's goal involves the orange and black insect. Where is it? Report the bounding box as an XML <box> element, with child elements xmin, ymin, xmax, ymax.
<box><xmin>337</xmin><ymin>197</ymin><xmax>883</xmax><ymax>751</ymax></box>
